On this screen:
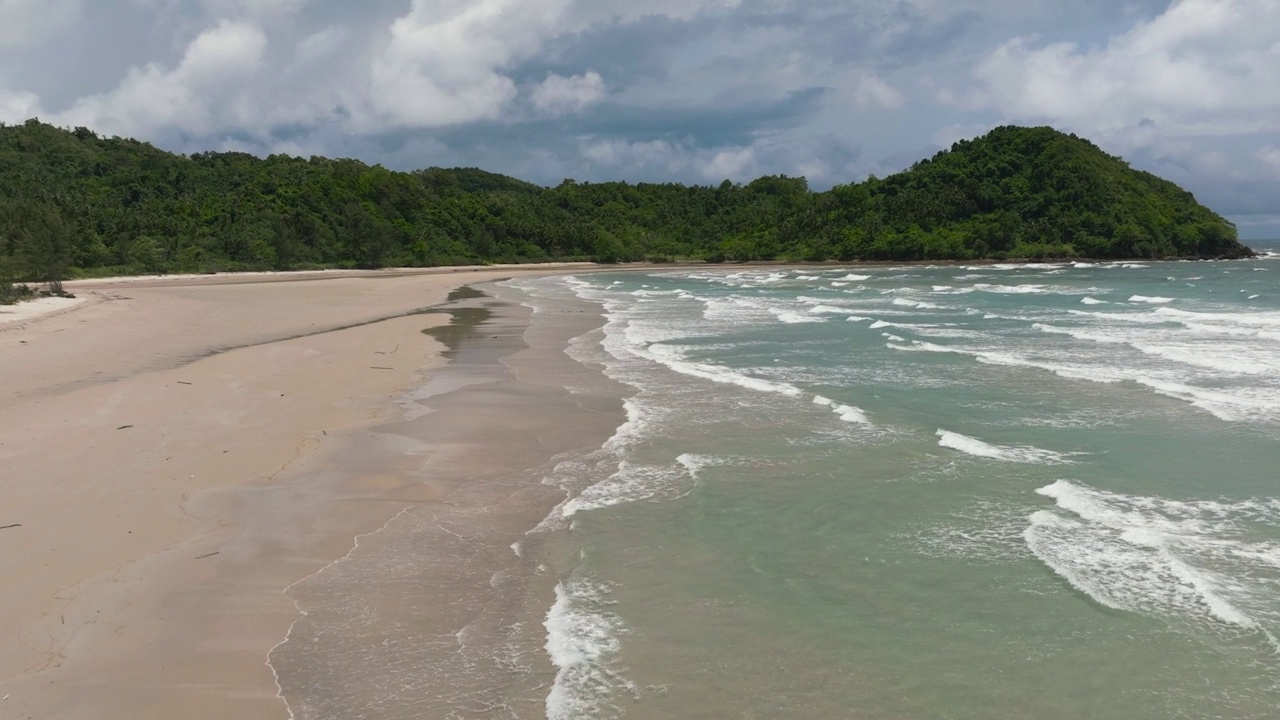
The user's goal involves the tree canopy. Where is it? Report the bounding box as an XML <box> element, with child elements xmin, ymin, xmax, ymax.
<box><xmin>0</xmin><ymin>120</ymin><xmax>1251</xmax><ymax>292</ymax></box>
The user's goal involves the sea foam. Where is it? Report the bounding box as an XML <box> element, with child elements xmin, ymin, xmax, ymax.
<box><xmin>936</xmin><ymin>430</ymin><xmax>1075</xmax><ymax>464</ymax></box>
<box><xmin>545</xmin><ymin>578</ymin><xmax>631</xmax><ymax>720</ymax></box>
<box><xmin>1026</xmin><ymin>480</ymin><xmax>1280</xmax><ymax>650</ymax></box>
<box><xmin>642</xmin><ymin>344</ymin><xmax>803</xmax><ymax>398</ymax></box>
<box><xmin>813</xmin><ymin>395</ymin><xmax>872</xmax><ymax>425</ymax></box>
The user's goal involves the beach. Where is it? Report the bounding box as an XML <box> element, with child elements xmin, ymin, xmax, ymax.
<box><xmin>0</xmin><ymin>265</ymin><xmax>613</xmax><ymax>720</ymax></box>
<box><xmin>5</xmin><ymin>257</ymin><xmax>1279</xmax><ymax>720</ymax></box>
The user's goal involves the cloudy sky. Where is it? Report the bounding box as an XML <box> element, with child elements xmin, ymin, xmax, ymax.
<box><xmin>1</xmin><ymin>0</ymin><xmax>1278</xmax><ymax>238</ymax></box>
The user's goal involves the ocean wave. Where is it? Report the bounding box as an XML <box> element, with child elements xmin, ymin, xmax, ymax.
<box><xmin>813</xmin><ymin>395</ymin><xmax>871</xmax><ymax>425</ymax></box>
<box><xmin>806</xmin><ymin>304</ymin><xmax>851</xmax><ymax>316</ymax></box>
<box><xmin>642</xmin><ymin>344</ymin><xmax>804</xmax><ymax>398</ymax></box>
<box><xmin>1031</xmin><ymin>323</ymin><xmax>1276</xmax><ymax>376</ymax></box>
<box><xmin>1129</xmin><ymin>295</ymin><xmax>1174</xmax><ymax>304</ymax></box>
<box><xmin>675</xmin><ymin>453</ymin><xmax>726</xmax><ymax>481</ymax></box>
<box><xmin>970</xmin><ymin>283</ymin><xmax>1098</xmax><ymax>295</ymax></box>
<box><xmin>936</xmin><ymin>429</ymin><xmax>1076</xmax><ymax>464</ymax></box>
<box><xmin>545</xmin><ymin>578</ymin><xmax>632</xmax><ymax>720</ymax></box>
<box><xmin>888</xmin><ymin>340</ymin><xmax>1128</xmax><ymax>385</ymax></box>
<box><xmin>1080</xmin><ymin>297</ymin><xmax>1108</xmax><ymax>305</ymax></box>
<box><xmin>561</xmin><ymin>460</ymin><xmax>693</xmax><ymax>517</ymax></box>
<box><xmin>1026</xmin><ymin>480</ymin><xmax>1280</xmax><ymax>650</ymax></box>
<box><xmin>892</xmin><ymin>298</ymin><xmax>944</xmax><ymax>309</ymax></box>
<box><xmin>892</xmin><ymin>338</ymin><xmax>1280</xmax><ymax>422</ymax></box>
<box><xmin>1153</xmin><ymin>306</ymin><xmax>1280</xmax><ymax>330</ymax></box>
<box><xmin>771</xmin><ymin>308</ymin><xmax>826</xmax><ymax>324</ymax></box>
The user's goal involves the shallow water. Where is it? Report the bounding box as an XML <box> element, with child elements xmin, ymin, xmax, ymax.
<box><xmin>508</xmin><ymin>255</ymin><xmax>1280</xmax><ymax>719</ymax></box>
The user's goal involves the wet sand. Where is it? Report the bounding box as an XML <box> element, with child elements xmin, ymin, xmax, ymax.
<box><xmin>0</xmin><ymin>265</ymin><xmax>611</xmax><ymax>720</ymax></box>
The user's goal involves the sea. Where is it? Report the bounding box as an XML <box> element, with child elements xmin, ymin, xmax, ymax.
<box><xmin>498</xmin><ymin>242</ymin><xmax>1280</xmax><ymax>719</ymax></box>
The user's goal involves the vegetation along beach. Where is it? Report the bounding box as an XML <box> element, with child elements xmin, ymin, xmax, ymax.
<box><xmin>2</xmin><ymin>1</ymin><xmax>1278</xmax><ymax>718</ymax></box>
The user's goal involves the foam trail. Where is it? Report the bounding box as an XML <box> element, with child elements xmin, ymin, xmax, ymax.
<box><xmin>936</xmin><ymin>430</ymin><xmax>1075</xmax><ymax>464</ymax></box>
<box><xmin>1130</xmin><ymin>295</ymin><xmax>1174</xmax><ymax>304</ymax></box>
<box><xmin>892</xmin><ymin>298</ymin><xmax>943</xmax><ymax>310</ymax></box>
<box><xmin>772</xmin><ymin>309</ymin><xmax>825</xmax><ymax>324</ymax></box>
<box><xmin>1081</xmin><ymin>297</ymin><xmax>1108</xmax><ymax>305</ymax></box>
<box><xmin>642</xmin><ymin>344</ymin><xmax>803</xmax><ymax>398</ymax></box>
<box><xmin>545</xmin><ymin>578</ymin><xmax>629</xmax><ymax>720</ymax></box>
<box><xmin>676</xmin><ymin>453</ymin><xmax>727</xmax><ymax>481</ymax></box>
<box><xmin>1026</xmin><ymin>480</ymin><xmax>1280</xmax><ymax>652</ymax></box>
<box><xmin>813</xmin><ymin>395</ymin><xmax>871</xmax><ymax>425</ymax></box>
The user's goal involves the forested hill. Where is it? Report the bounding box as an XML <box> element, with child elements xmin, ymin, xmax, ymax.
<box><xmin>0</xmin><ymin>120</ymin><xmax>1252</xmax><ymax>287</ymax></box>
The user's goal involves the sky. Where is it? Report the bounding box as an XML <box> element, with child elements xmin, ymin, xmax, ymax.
<box><xmin>1</xmin><ymin>0</ymin><xmax>1278</xmax><ymax>239</ymax></box>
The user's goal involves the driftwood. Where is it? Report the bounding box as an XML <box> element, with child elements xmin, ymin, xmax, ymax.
<box><xmin>0</xmin><ymin>524</ymin><xmax>20</xmax><ymax>531</ymax></box>
<box><xmin>195</xmin><ymin>551</ymin><xmax>220</xmax><ymax>560</ymax></box>
<box><xmin>117</xmin><ymin>425</ymin><xmax>134</xmax><ymax>430</ymax></box>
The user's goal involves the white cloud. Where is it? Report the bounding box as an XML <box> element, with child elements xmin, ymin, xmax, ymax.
<box><xmin>0</xmin><ymin>89</ymin><xmax>43</xmax><ymax>123</ymax></box>
<box><xmin>852</xmin><ymin>73</ymin><xmax>903</xmax><ymax>110</ymax></box>
<box><xmin>51</xmin><ymin>20</ymin><xmax>268</xmax><ymax>136</ymax></box>
<box><xmin>701</xmin><ymin>146</ymin><xmax>755</xmax><ymax>179</ymax></box>
<box><xmin>531</xmin><ymin>71</ymin><xmax>605</xmax><ymax>114</ymax></box>
<box><xmin>361</xmin><ymin>0</ymin><xmax>572</xmax><ymax>129</ymax></box>
<box><xmin>0</xmin><ymin>0</ymin><xmax>80</xmax><ymax>47</ymax></box>
<box><xmin>358</xmin><ymin>0</ymin><xmax>742</xmax><ymax>129</ymax></box>
<box><xmin>295</xmin><ymin>26</ymin><xmax>347</xmax><ymax>63</ymax></box>
<box><xmin>963</xmin><ymin>0</ymin><xmax>1280</xmax><ymax>136</ymax></box>
<box><xmin>581</xmin><ymin>137</ymin><xmax>685</xmax><ymax>171</ymax></box>
<box><xmin>1259</xmin><ymin>146</ymin><xmax>1280</xmax><ymax>174</ymax></box>
<box><xmin>197</xmin><ymin>0</ymin><xmax>310</xmax><ymax>19</ymax></box>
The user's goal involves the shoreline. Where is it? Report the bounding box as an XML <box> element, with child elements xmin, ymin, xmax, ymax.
<box><xmin>265</xmin><ymin>278</ymin><xmax>627</xmax><ymax>718</ymax></box>
<box><xmin>6</xmin><ymin>256</ymin><xmax>1272</xmax><ymax>717</ymax></box>
<box><xmin>0</xmin><ymin>266</ymin><xmax>616</xmax><ymax>719</ymax></box>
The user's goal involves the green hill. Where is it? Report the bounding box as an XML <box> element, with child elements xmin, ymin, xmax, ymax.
<box><xmin>0</xmin><ymin>120</ymin><xmax>1251</xmax><ymax>291</ymax></box>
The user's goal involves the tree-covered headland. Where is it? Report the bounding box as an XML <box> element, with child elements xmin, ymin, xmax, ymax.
<box><xmin>0</xmin><ymin>120</ymin><xmax>1252</xmax><ymax>299</ymax></box>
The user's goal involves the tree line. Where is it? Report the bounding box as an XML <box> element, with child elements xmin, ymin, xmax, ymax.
<box><xmin>1</xmin><ymin>120</ymin><xmax>1250</xmax><ymax>301</ymax></box>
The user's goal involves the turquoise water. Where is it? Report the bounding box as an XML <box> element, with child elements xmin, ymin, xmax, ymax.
<box><xmin>509</xmin><ymin>251</ymin><xmax>1280</xmax><ymax>719</ymax></box>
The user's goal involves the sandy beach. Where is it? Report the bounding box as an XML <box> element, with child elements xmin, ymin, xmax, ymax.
<box><xmin>0</xmin><ymin>264</ymin><xmax>609</xmax><ymax>720</ymax></box>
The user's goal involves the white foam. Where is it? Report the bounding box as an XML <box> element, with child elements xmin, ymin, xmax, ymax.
<box><xmin>1130</xmin><ymin>295</ymin><xmax>1174</xmax><ymax>304</ymax></box>
<box><xmin>868</xmin><ymin>320</ymin><xmax>893</xmax><ymax>329</ymax></box>
<box><xmin>676</xmin><ymin>453</ymin><xmax>722</xmax><ymax>481</ymax></box>
<box><xmin>840</xmin><ymin>274</ymin><xmax>872</xmax><ymax>281</ymax></box>
<box><xmin>772</xmin><ymin>309</ymin><xmax>825</xmax><ymax>324</ymax></box>
<box><xmin>807</xmin><ymin>305</ymin><xmax>849</xmax><ymax>315</ymax></box>
<box><xmin>1026</xmin><ymin>481</ymin><xmax>1280</xmax><ymax>649</ymax></box>
<box><xmin>1155</xmin><ymin>306</ymin><xmax>1280</xmax><ymax>330</ymax></box>
<box><xmin>892</xmin><ymin>298</ymin><xmax>944</xmax><ymax>310</ymax></box>
<box><xmin>1080</xmin><ymin>297</ymin><xmax>1108</xmax><ymax>305</ymax></box>
<box><xmin>642</xmin><ymin>344</ymin><xmax>803</xmax><ymax>398</ymax></box>
<box><xmin>545</xmin><ymin>578</ymin><xmax>629</xmax><ymax>720</ymax></box>
<box><xmin>813</xmin><ymin>395</ymin><xmax>871</xmax><ymax>425</ymax></box>
<box><xmin>970</xmin><ymin>283</ymin><xmax>1099</xmax><ymax>296</ymax></box>
<box><xmin>936</xmin><ymin>429</ymin><xmax>1075</xmax><ymax>464</ymax></box>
